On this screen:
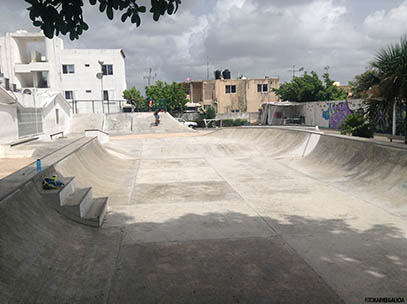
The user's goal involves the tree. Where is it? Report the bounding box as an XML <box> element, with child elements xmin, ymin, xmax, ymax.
<box><xmin>145</xmin><ymin>80</ymin><xmax>188</xmax><ymax>113</ymax></box>
<box><xmin>201</xmin><ymin>106</ymin><xmax>216</xmax><ymax>119</ymax></box>
<box><xmin>272</xmin><ymin>71</ymin><xmax>347</xmax><ymax>102</ymax></box>
<box><xmin>362</xmin><ymin>36</ymin><xmax>407</xmax><ymax>141</ymax></box>
<box><xmin>348</xmin><ymin>69</ymin><xmax>380</xmax><ymax>99</ymax></box>
<box><xmin>25</xmin><ymin>0</ymin><xmax>181</xmax><ymax>40</ymax></box>
<box><xmin>164</xmin><ymin>82</ymin><xmax>188</xmax><ymax>113</ymax></box>
<box><xmin>122</xmin><ymin>86</ymin><xmax>146</xmax><ymax>111</ymax></box>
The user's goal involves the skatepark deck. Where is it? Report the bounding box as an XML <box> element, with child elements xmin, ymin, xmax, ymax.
<box><xmin>1</xmin><ymin>125</ymin><xmax>406</xmax><ymax>303</ymax></box>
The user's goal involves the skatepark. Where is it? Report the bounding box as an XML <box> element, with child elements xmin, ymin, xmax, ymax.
<box><xmin>1</xmin><ymin>112</ymin><xmax>406</xmax><ymax>303</ymax></box>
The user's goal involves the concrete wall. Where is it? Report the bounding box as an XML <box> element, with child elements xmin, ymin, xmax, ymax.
<box><xmin>298</xmin><ymin>99</ymin><xmax>365</xmax><ymax>128</ymax></box>
<box><xmin>216</xmin><ymin>112</ymin><xmax>260</xmax><ymax>123</ymax></box>
<box><xmin>0</xmin><ymin>103</ymin><xmax>18</xmax><ymax>143</ymax></box>
<box><xmin>41</xmin><ymin>95</ymin><xmax>72</xmax><ymax>136</ymax></box>
<box><xmin>261</xmin><ymin>99</ymin><xmax>365</xmax><ymax>129</ymax></box>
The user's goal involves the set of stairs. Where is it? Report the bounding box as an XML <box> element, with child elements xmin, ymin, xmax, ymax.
<box><xmin>38</xmin><ymin>171</ymin><xmax>108</xmax><ymax>227</ymax></box>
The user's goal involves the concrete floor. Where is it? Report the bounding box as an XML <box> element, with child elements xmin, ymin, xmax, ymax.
<box><xmin>1</xmin><ymin>127</ymin><xmax>406</xmax><ymax>303</ymax></box>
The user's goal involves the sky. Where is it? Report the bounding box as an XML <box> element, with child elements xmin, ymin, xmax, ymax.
<box><xmin>1</xmin><ymin>0</ymin><xmax>407</xmax><ymax>93</ymax></box>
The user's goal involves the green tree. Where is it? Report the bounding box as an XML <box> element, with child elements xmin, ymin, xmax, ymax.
<box><xmin>25</xmin><ymin>0</ymin><xmax>181</xmax><ymax>40</ymax></box>
<box><xmin>362</xmin><ymin>36</ymin><xmax>407</xmax><ymax>141</ymax></box>
<box><xmin>145</xmin><ymin>80</ymin><xmax>167</xmax><ymax>110</ymax></box>
<box><xmin>348</xmin><ymin>69</ymin><xmax>380</xmax><ymax>99</ymax></box>
<box><xmin>122</xmin><ymin>86</ymin><xmax>147</xmax><ymax>111</ymax></box>
<box><xmin>273</xmin><ymin>71</ymin><xmax>347</xmax><ymax>102</ymax></box>
<box><xmin>201</xmin><ymin>106</ymin><xmax>216</xmax><ymax>119</ymax></box>
<box><xmin>145</xmin><ymin>81</ymin><xmax>188</xmax><ymax>112</ymax></box>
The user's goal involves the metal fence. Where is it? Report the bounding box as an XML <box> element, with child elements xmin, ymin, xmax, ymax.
<box><xmin>17</xmin><ymin>107</ymin><xmax>43</xmax><ymax>137</ymax></box>
<box><xmin>69</xmin><ymin>99</ymin><xmax>168</xmax><ymax>114</ymax></box>
<box><xmin>69</xmin><ymin>100</ymin><xmax>127</xmax><ymax>114</ymax></box>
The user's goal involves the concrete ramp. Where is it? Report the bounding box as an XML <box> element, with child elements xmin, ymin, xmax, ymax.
<box><xmin>292</xmin><ymin>134</ymin><xmax>407</xmax><ymax>216</ymax></box>
<box><xmin>68</xmin><ymin>112</ymin><xmax>194</xmax><ymax>135</ymax></box>
<box><xmin>209</xmin><ymin>127</ymin><xmax>321</xmax><ymax>157</ymax></box>
<box><xmin>104</xmin><ymin>112</ymin><xmax>194</xmax><ymax>135</ymax></box>
<box><xmin>68</xmin><ymin>113</ymin><xmax>104</xmax><ymax>134</ymax></box>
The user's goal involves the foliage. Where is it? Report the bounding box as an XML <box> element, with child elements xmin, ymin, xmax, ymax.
<box><xmin>272</xmin><ymin>71</ymin><xmax>347</xmax><ymax>102</ymax></box>
<box><xmin>201</xmin><ymin>106</ymin><xmax>216</xmax><ymax>119</ymax></box>
<box><xmin>25</xmin><ymin>0</ymin><xmax>181</xmax><ymax>40</ymax></box>
<box><xmin>371</xmin><ymin>36</ymin><xmax>407</xmax><ymax>103</ymax></box>
<box><xmin>232</xmin><ymin>119</ymin><xmax>249</xmax><ymax>126</ymax></box>
<box><xmin>339</xmin><ymin>113</ymin><xmax>374</xmax><ymax>138</ymax></box>
<box><xmin>145</xmin><ymin>81</ymin><xmax>188</xmax><ymax>113</ymax></box>
<box><xmin>122</xmin><ymin>87</ymin><xmax>147</xmax><ymax>111</ymax></box>
<box><xmin>348</xmin><ymin>69</ymin><xmax>380</xmax><ymax>99</ymax></box>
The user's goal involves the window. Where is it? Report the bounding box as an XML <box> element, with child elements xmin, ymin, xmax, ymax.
<box><xmin>62</xmin><ymin>64</ymin><xmax>75</xmax><ymax>74</ymax></box>
<box><xmin>85</xmin><ymin>64</ymin><xmax>90</xmax><ymax>67</ymax></box>
<box><xmin>225</xmin><ymin>85</ymin><xmax>236</xmax><ymax>94</ymax></box>
<box><xmin>102</xmin><ymin>64</ymin><xmax>113</xmax><ymax>75</ymax></box>
<box><xmin>86</xmin><ymin>90</ymin><xmax>92</xmax><ymax>93</ymax></box>
<box><xmin>64</xmin><ymin>90</ymin><xmax>74</xmax><ymax>100</ymax></box>
<box><xmin>263</xmin><ymin>84</ymin><xmax>268</xmax><ymax>92</ymax></box>
<box><xmin>55</xmin><ymin>109</ymin><xmax>59</xmax><ymax>125</ymax></box>
<box><xmin>257</xmin><ymin>83</ymin><xmax>268</xmax><ymax>93</ymax></box>
<box><xmin>103</xmin><ymin>90</ymin><xmax>109</xmax><ymax>101</ymax></box>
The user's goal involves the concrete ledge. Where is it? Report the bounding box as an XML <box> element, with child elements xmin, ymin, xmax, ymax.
<box><xmin>85</xmin><ymin>129</ymin><xmax>109</xmax><ymax>143</ymax></box>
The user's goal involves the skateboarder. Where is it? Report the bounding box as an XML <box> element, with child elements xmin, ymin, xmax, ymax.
<box><xmin>154</xmin><ymin>109</ymin><xmax>164</xmax><ymax>126</ymax></box>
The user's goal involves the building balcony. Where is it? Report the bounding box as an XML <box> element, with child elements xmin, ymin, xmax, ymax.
<box><xmin>15</xmin><ymin>62</ymin><xmax>49</xmax><ymax>73</ymax></box>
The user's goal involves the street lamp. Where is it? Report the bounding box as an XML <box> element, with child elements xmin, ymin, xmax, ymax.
<box><xmin>97</xmin><ymin>60</ymin><xmax>104</xmax><ymax>113</ymax></box>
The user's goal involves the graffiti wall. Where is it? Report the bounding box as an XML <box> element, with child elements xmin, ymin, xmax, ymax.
<box><xmin>299</xmin><ymin>99</ymin><xmax>365</xmax><ymax>129</ymax></box>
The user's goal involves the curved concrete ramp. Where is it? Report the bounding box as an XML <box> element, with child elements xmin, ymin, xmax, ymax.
<box><xmin>292</xmin><ymin>133</ymin><xmax>407</xmax><ymax>216</ymax></box>
<box><xmin>68</xmin><ymin>112</ymin><xmax>194</xmax><ymax>135</ymax></box>
<box><xmin>104</xmin><ymin>112</ymin><xmax>194</xmax><ymax>135</ymax></box>
<box><xmin>1</xmin><ymin>127</ymin><xmax>407</xmax><ymax>303</ymax></box>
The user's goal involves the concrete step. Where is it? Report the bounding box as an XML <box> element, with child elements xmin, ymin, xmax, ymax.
<box><xmin>83</xmin><ymin>197</ymin><xmax>108</xmax><ymax>227</ymax></box>
<box><xmin>40</xmin><ymin>176</ymin><xmax>75</xmax><ymax>205</ymax></box>
<box><xmin>61</xmin><ymin>187</ymin><xmax>93</xmax><ymax>218</ymax></box>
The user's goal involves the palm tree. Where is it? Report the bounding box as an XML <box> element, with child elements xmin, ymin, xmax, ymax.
<box><xmin>370</xmin><ymin>36</ymin><xmax>407</xmax><ymax>142</ymax></box>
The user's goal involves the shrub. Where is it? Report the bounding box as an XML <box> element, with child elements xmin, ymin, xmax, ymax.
<box><xmin>202</xmin><ymin>106</ymin><xmax>216</xmax><ymax>119</ymax></box>
<box><xmin>222</xmin><ymin>119</ymin><xmax>234</xmax><ymax>127</ymax></box>
<box><xmin>339</xmin><ymin>113</ymin><xmax>374</xmax><ymax>138</ymax></box>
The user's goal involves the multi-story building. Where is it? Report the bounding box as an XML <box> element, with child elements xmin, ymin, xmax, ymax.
<box><xmin>0</xmin><ymin>30</ymin><xmax>126</xmax><ymax>109</ymax></box>
<box><xmin>186</xmin><ymin>75</ymin><xmax>280</xmax><ymax>114</ymax></box>
<box><xmin>0</xmin><ymin>30</ymin><xmax>127</xmax><ymax>141</ymax></box>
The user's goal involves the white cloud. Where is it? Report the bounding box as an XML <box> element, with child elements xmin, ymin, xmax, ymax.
<box><xmin>1</xmin><ymin>0</ymin><xmax>407</xmax><ymax>90</ymax></box>
<box><xmin>364</xmin><ymin>1</ymin><xmax>407</xmax><ymax>40</ymax></box>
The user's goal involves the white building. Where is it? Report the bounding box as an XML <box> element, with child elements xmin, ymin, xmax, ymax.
<box><xmin>0</xmin><ymin>30</ymin><xmax>127</xmax><ymax>141</ymax></box>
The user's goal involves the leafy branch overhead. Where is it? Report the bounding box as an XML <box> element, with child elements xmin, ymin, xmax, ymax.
<box><xmin>25</xmin><ymin>0</ymin><xmax>182</xmax><ymax>40</ymax></box>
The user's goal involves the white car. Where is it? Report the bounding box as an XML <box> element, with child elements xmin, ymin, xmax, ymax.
<box><xmin>176</xmin><ymin>118</ymin><xmax>198</xmax><ymax>128</ymax></box>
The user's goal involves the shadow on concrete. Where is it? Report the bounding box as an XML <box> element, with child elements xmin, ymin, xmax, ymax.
<box><xmin>1</xmin><ymin>188</ymin><xmax>407</xmax><ymax>303</ymax></box>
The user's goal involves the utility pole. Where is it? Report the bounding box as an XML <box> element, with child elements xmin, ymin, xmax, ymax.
<box><xmin>144</xmin><ymin>67</ymin><xmax>156</xmax><ymax>87</ymax></box>
<box><xmin>206</xmin><ymin>56</ymin><xmax>209</xmax><ymax>80</ymax></box>
<box><xmin>288</xmin><ymin>65</ymin><xmax>304</xmax><ymax>79</ymax></box>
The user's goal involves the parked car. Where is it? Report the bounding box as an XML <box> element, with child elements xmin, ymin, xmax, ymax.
<box><xmin>176</xmin><ymin>118</ymin><xmax>198</xmax><ymax>129</ymax></box>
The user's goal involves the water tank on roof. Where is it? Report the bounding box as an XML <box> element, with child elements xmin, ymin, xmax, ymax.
<box><xmin>215</xmin><ymin>70</ymin><xmax>222</xmax><ymax>80</ymax></box>
<box><xmin>223</xmin><ymin>69</ymin><xmax>231</xmax><ymax>79</ymax></box>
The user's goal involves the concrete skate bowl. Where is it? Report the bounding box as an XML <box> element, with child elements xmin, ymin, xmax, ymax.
<box><xmin>1</xmin><ymin>127</ymin><xmax>407</xmax><ymax>303</ymax></box>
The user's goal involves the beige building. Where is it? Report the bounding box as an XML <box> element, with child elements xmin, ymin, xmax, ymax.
<box><xmin>186</xmin><ymin>77</ymin><xmax>280</xmax><ymax>113</ymax></box>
